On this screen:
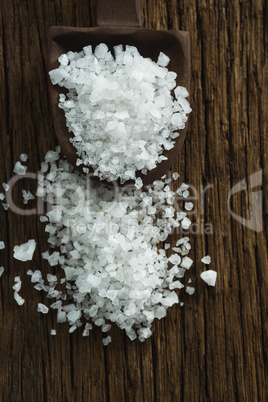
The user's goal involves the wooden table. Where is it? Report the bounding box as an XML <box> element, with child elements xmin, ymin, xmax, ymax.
<box><xmin>0</xmin><ymin>0</ymin><xmax>267</xmax><ymax>400</ymax></box>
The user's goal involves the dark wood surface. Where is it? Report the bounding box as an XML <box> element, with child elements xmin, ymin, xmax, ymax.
<box><xmin>0</xmin><ymin>0</ymin><xmax>267</xmax><ymax>401</ymax></box>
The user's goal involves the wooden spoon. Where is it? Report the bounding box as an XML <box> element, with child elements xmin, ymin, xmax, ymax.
<box><xmin>48</xmin><ymin>0</ymin><xmax>190</xmax><ymax>186</ymax></box>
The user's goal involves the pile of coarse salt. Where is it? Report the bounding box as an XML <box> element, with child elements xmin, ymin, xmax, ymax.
<box><xmin>49</xmin><ymin>44</ymin><xmax>191</xmax><ymax>186</ymax></box>
<box><xmin>0</xmin><ymin>147</ymin><xmax>217</xmax><ymax>343</ymax></box>
<box><xmin>32</xmin><ymin>148</ymin><xmax>195</xmax><ymax>342</ymax></box>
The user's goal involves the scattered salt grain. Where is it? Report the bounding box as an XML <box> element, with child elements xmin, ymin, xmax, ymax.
<box><xmin>0</xmin><ymin>241</ymin><xmax>5</xmax><ymax>250</ymax></box>
<box><xmin>172</xmin><ymin>172</ymin><xmax>179</xmax><ymax>180</ymax></box>
<box><xmin>102</xmin><ymin>336</ymin><xmax>112</xmax><ymax>346</ymax></box>
<box><xmin>20</xmin><ymin>153</ymin><xmax>28</xmax><ymax>162</ymax></box>
<box><xmin>201</xmin><ymin>255</ymin><xmax>211</xmax><ymax>265</ymax></box>
<box><xmin>12</xmin><ymin>276</ymin><xmax>22</xmax><ymax>292</ymax></box>
<box><xmin>14</xmin><ymin>292</ymin><xmax>25</xmax><ymax>306</ymax></box>
<box><xmin>22</xmin><ymin>190</ymin><xmax>34</xmax><ymax>204</ymax></box>
<box><xmin>186</xmin><ymin>286</ymin><xmax>195</xmax><ymax>295</ymax></box>
<box><xmin>185</xmin><ymin>202</ymin><xmax>193</xmax><ymax>211</ymax></box>
<box><xmin>40</xmin><ymin>216</ymin><xmax>48</xmax><ymax>223</ymax></box>
<box><xmin>2</xmin><ymin>183</ymin><xmax>9</xmax><ymax>191</ymax></box>
<box><xmin>13</xmin><ymin>239</ymin><xmax>36</xmax><ymax>262</ymax></box>
<box><xmin>51</xmin><ymin>329</ymin><xmax>57</xmax><ymax>335</ymax></box>
<box><xmin>0</xmin><ymin>193</ymin><xmax>4</xmax><ymax>201</ymax></box>
<box><xmin>0</xmin><ymin>266</ymin><xmax>4</xmax><ymax>277</ymax></box>
<box><xmin>2</xmin><ymin>203</ymin><xmax>9</xmax><ymax>210</ymax></box>
<box><xmin>181</xmin><ymin>217</ymin><xmax>191</xmax><ymax>230</ymax></box>
<box><xmin>181</xmin><ymin>257</ymin><xmax>193</xmax><ymax>270</ymax></box>
<box><xmin>169</xmin><ymin>280</ymin><xmax>184</xmax><ymax>290</ymax></box>
<box><xmin>157</xmin><ymin>51</ymin><xmax>170</xmax><ymax>67</ymax></box>
<box><xmin>37</xmin><ymin>303</ymin><xmax>49</xmax><ymax>314</ymax></box>
<box><xmin>200</xmin><ymin>270</ymin><xmax>217</xmax><ymax>287</ymax></box>
<box><xmin>13</xmin><ymin>161</ymin><xmax>27</xmax><ymax>175</ymax></box>
<box><xmin>182</xmin><ymin>190</ymin><xmax>190</xmax><ymax>198</ymax></box>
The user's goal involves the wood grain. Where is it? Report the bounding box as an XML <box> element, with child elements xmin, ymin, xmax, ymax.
<box><xmin>0</xmin><ymin>0</ymin><xmax>267</xmax><ymax>401</ymax></box>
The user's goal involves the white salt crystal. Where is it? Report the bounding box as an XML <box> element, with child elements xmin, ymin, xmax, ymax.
<box><xmin>2</xmin><ymin>183</ymin><xmax>9</xmax><ymax>191</ymax></box>
<box><xmin>57</xmin><ymin>310</ymin><xmax>66</xmax><ymax>323</ymax></box>
<box><xmin>138</xmin><ymin>327</ymin><xmax>152</xmax><ymax>339</ymax></box>
<box><xmin>0</xmin><ymin>266</ymin><xmax>4</xmax><ymax>277</ymax></box>
<box><xmin>49</xmin><ymin>69</ymin><xmax>64</xmax><ymax>85</ymax></box>
<box><xmin>168</xmin><ymin>254</ymin><xmax>181</xmax><ymax>265</ymax></box>
<box><xmin>169</xmin><ymin>280</ymin><xmax>184</xmax><ymax>290</ymax></box>
<box><xmin>69</xmin><ymin>325</ymin><xmax>77</xmax><ymax>333</ymax></box>
<box><xmin>154</xmin><ymin>306</ymin><xmax>167</xmax><ymax>319</ymax></box>
<box><xmin>45</xmin><ymin>150</ymin><xmax>59</xmax><ymax>163</ymax></box>
<box><xmin>67</xmin><ymin>310</ymin><xmax>82</xmax><ymax>324</ymax></box>
<box><xmin>135</xmin><ymin>177</ymin><xmax>143</xmax><ymax>189</ymax></box>
<box><xmin>200</xmin><ymin>270</ymin><xmax>217</xmax><ymax>286</ymax></box>
<box><xmin>94</xmin><ymin>43</ymin><xmax>108</xmax><ymax>59</ymax></box>
<box><xmin>37</xmin><ymin>303</ymin><xmax>49</xmax><ymax>314</ymax></box>
<box><xmin>12</xmin><ymin>276</ymin><xmax>22</xmax><ymax>292</ymax></box>
<box><xmin>161</xmin><ymin>291</ymin><xmax>179</xmax><ymax>307</ymax></box>
<box><xmin>14</xmin><ymin>292</ymin><xmax>25</xmax><ymax>306</ymax></box>
<box><xmin>176</xmin><ymin>237</ymin><xmax>189</xmax><ymax>246</ymax></box>
<box><xmin>51</xmin><ymin>329</ymin><xmax>57</xmax><ymax>335</ymax></box>
<box><xmin>201</xmin><ymin>255</ymin><xmax>211</xmax><ymax>264</ymax></box>
<box><xmin>186</xmin><ymin>286</ymin><xmax>195</xmax><ymax>295</ymax></box>
<box><xmin>87</xmin><ymin>274</ymin><xmax>101</xmax><ymax>287</ymax></box>
<box><xmin>102</xmin><ymin>336</ymin><xmax>112</xmax><ymax>346</ymax></box>
<box><xmin>31</xmin><ymin>270</ymin><xmax>42</xmax><ymax>283</ymax></box>
<box><xmin>2</xmin><ymin>203</ymin><xmax>9</xmax><ymax>210</ymax></box>
<box><xmin>22</xmin><ymin>190</ymin><xmax>34</xmax><ymax>204</ymax></box>
<box><xmin>181</xmin><ymin>217</ymin><xmax>191</xmax><ymax>229</ymax></box>
<box><xmin>157</xmin><ymin>52</ymin><xmax>170</xmax><ymax>67</ymax></box>
<box><xmin>58</xmin><ymin>54</ymin><xmax>68</xmax><ymax>66</ymax></box>
<box><xmin>40</xmin><ymin>216</ymin><xmax>48</xmax><ymax>222</ymax></box>
<box><xmin>40</xmin><ymin>162</ymin><xmax>48</xmax><ymax>172</ymax></box>
<box><xmin>20</xmin><ymin>153</ymin><xmax>28</xmax><ymax>162</ymax></box>
<box><xmin>101</xmin><ymin>324</ymin><xmax>111</xmax><ymax>333</ymax></box>
<box><xmin>13</xmin><ymin>239</ymin><xmax>36</xmax><ymax>262</ymax></box>
<box><xmin>172</xmin><ymin>172</ymin><xmax>179</xmax><ymax>180</ymax></box>
<box><xmin>0</xmin><ymin>193</ymin><xmax>4</xmax><ymax>201</ymax></box>
<box><xmin>13</xmin><ymin>161</ymin><xmax>27</xmax><ymax>175</ymax></box>
<box><xmin>0</xmin><ymin>241</ymin><xmax>5</xmax><ymax>250</ymax></box>
<box><xmin>185</xmin><ymin>202</ymin><xmax>193</xmax><ymax>211</ymax></box>
<box><xmin>174</xmin><ymin>86</ymin><xmax>189</xmax><ymax>98</ymax></box>
<box><xmin>181</xmin><ymin>257</ymin><xmax>193</xmax><ymax>270</ymax></box>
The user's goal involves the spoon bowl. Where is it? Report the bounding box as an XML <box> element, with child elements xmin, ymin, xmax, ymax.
<box><xmin>48</xmin><ymin>0</ymin><xmax>190</xmax><ymax>186</ymax></box>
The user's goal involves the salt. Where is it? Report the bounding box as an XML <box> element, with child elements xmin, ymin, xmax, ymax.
<box><xmin>186</xmin><ymin>286</ymin><xmax>195</xmax><ymax>295</ymax></box>
<box><xmin>49</xmin><ymin>46</ymin><xmax>191</xmax><ymax>184</ymax></box>
<box><xmin>20</xmin><ymin>153</ymin><xmax>28</xmax><ymax>162</ymax></box>
<box><xmin>200</xmin><ymin>270</ymin><xmax>217</xmax><ymax>286</ymax></box>
<box><xmin>13</xmin><ymin>240</ymin><xmax>36</xmax><ymax>262</ymax></box>
<box><xmin>13</xmin><ymin>161</ymin><xmax>27</xmax><ymax>175</ymax></box>
<box><xmin>37</xmin><ymin>303</ymin><xmax>49</xmax><ymax>314</ymax></box>
<box><xmin>201</xmin><ymin>255</ymin><xmax>211</xmax><ymax>265</ymax></box>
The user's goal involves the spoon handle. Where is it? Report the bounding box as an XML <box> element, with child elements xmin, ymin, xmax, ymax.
<box><xmin>96</xmin><ymin>0</ymin><xmax>141</xmax><ymax>27</ymax></box>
